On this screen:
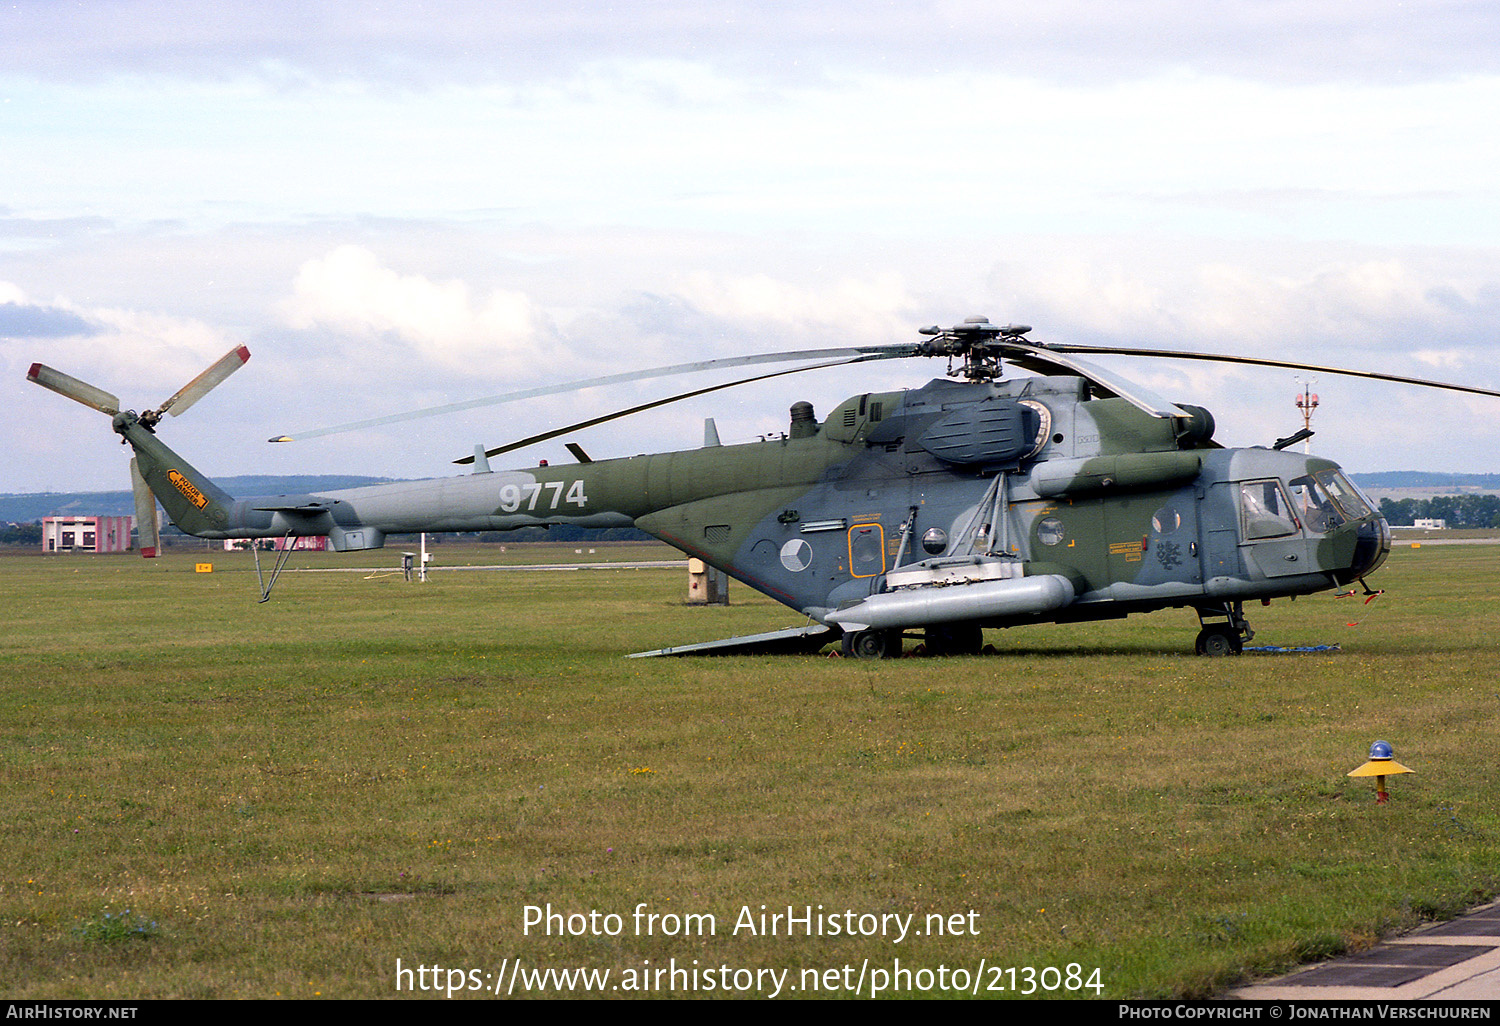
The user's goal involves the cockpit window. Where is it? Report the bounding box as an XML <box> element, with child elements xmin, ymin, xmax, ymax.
<box><xmin>1239</xmin><ymin>479</ymin><xmax>1300</xmax><ymax>539</ymax></box>
<box><xmin>1314</xmin><ymin>469</ymin><xmax>1374</xmax><ymax>520</ymax></box>
<box><xmin>1287</xmin><ymin>474</ymin><xmax>1345</xmax><ymax>535</ymax></box>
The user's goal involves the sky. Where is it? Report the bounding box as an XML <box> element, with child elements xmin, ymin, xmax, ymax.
<box><xmin>3</xmin><ymin>0</ymin><xmax>1500</xmax><ymax>496</ymax></box>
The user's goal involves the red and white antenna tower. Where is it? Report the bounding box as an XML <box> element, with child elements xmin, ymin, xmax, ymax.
<box><xmin>1294</xmin><ymin>379</ymin><xmax>1319</xmax><ymax>452</ymax></box>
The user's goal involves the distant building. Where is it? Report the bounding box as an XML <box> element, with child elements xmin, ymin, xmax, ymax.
<box><xmin>1413</xmin><ymin>518</ymin><xmax>1448</xmax><ymax>530</ymax></box>
<box><xmin>42</xmin><ymin>516</ymin><xmax>133</xmax><ymax>553</ymax></box>
<box><xmin>223</xmin><ymin>536</ymin><xmax>328</xmax><ymax>551</ymax></box>
<box><xmin>275</xmin><ymin>535</ymin><xmax>327</xmax><ymax>551</ymax></box>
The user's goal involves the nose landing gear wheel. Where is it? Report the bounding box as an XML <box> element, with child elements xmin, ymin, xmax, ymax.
<box><xmin>1195</xmin><ymin>625</ymin><xmax>1243</xmax><ymax>657</ymax></box>
<box><xmin>1193</xmin><ymin>601</ymin><xmax>1252</xmax><ymax>656</ymax></box>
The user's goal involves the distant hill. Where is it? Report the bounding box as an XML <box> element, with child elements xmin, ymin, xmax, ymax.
<box><xmin>1350</xmin><ymin>472</ymin><xmax>1500</xmax><ymax>490</ymax></box>
<box><xmin>0</xmin><ymin>476</ymin><xmax>397</xmax><ymax>522</ymax></box>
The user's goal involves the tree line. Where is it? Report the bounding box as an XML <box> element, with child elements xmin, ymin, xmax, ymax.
<box><xmin>1379</xmin><ymin>494</ymin><xmax>1500</xmax><ymax>528</ymax></box>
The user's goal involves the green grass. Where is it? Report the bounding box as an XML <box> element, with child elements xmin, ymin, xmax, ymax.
<box><xmin>1</xmin><ymin>541</ymin><xmax>1497</xmax><ymax>998</ymax></box>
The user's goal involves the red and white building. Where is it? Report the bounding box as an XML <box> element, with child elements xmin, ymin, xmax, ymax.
<box><xmin>42</xmin><ymin>516</ymin><xmax>134</xmax><ymax>553</ymax></box>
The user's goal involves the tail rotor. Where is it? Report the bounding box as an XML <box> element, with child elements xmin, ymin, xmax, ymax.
<box><xmin>27</xmin><ymin>346</ymin><xmax>251</xmax><ymax>557</ymax></box>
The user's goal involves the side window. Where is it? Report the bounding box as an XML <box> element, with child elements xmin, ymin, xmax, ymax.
<box><xmin>1239</xmin><ymin>480</ymin><xmax>1299</xmax><ymax>540</ymax></box>
<box><xmin>848</xmin><ymin>524</ymin><xmax>886</xmax><ymax>578</ymax></box>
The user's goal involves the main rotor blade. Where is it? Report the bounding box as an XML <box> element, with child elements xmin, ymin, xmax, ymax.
<box><xmin>455</xmin><ymin>356</ymin><xmax>872</xmax><ymax>463</ymax></box>
<box><xmin>998</xmin><ymin>343</ymin><xmax>1189</xmax><ymax>419</ymax></box>
<box><xmin>157</xmin><ymin>345</ymin><xmax>251</xmax><ymax>417</ymax></box>
<box><xmin>1044</xmin><ymin>344</ymin><xmax>1500</xmax><ymax>400</ymax></box>
<box><xmin>26</xmin><ymin>363</ymin><xmax>121</xmax><ymax>415</ymax></box>
<box><xmin>275</xmin><ymin>343</ymin><xmax>920</xmax><ymax>443</ymax></box>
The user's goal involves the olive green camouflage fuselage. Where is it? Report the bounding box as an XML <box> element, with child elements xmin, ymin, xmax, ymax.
<box><xmin>118</xmin><ymin>374</ymin><xmax>1390</xmax><ymax>634</ymax></box>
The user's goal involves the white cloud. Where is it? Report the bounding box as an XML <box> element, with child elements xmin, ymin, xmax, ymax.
<box><xmin>1410</xmin><ymin>350</ymin><xmax>1464</xmax><ymax>370</ymax></box>
<box><xmin>987</xmin><ymin>247</ymin><xmax>1500</xmax><ymax>361</ymax></box>
<box><xmin>6</xmin><ymin>1</ymin><xmax>1499</xmax><ymax>86</ymax></box>
<box><xmin>8</xmin><ymin>313</ymin><xmax>244</xmax><ymax>417</ymax></box>
<box><xmin>5</xmin><ymin>59</ymin><xmax>1496</xmax><ymax>248</ymax></box>
<box><xmin>670</xmin><ymin>270</ymin><xmax>920</xmax><ymax>343</ymax></box>
<box><xmin>281</xmin><ymin>245</ymin><xmax>550</xmax><ymax>378</ymax></box>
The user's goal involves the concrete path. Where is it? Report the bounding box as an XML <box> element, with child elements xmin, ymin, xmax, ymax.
<box><xmin>1231</xmin><ymin>900</ymin><xmax>1500</xmax><ymax>999</ymax></box>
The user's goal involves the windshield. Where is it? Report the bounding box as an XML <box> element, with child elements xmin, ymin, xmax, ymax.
<box><xmin>1314</xmin><ymin>469</ymin><xmax>1374</xmax><ymax>520</ymax></box>
<box><xmin>1287</xmin><ymin>474</ymin><xmax>1346</xmax><ymax>535</ymax></box>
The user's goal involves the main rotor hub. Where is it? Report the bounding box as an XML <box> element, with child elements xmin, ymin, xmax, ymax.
<box><xmin>916</xmin><ymin>317</ymin><xmax>1033</xmax><ymax>380</ymax></box>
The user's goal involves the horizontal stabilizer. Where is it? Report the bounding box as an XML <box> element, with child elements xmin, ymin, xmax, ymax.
<box><xmin>251</xmin><ymin>502</ymin><xmax>332</xmax><ymax>515</ymax></box>
<box><xmin>627</xmin><ymin>624</ymin><xmax>835</xmax><ymax>658</ymax></box>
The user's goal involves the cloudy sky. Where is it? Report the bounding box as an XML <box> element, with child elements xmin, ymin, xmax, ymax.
<box><xmin>4</xmin><ymin>1</ymin><xmax>1499</xmax><ymax>496</ymax></box>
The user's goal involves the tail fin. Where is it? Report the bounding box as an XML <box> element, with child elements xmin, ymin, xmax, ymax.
<box><xmin>119</xmin><ymin>415</ymin><xmax>237</xmax><ymax>538</ymax></box>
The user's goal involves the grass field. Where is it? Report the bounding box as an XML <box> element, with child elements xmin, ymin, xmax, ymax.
<box><xmin>2</xmin><ymin>540</ymin><xmax>1497</xmax><ymax>999</ymax></box>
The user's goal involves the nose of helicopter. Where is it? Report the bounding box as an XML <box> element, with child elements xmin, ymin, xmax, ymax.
<box><xmin>1342</xmin><ymin>514</ymin><xmax>1391</xmax><ymax>583</ymax></box>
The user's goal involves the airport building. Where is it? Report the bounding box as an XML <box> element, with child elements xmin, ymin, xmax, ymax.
<box><xmin>41</xmin><ymin>516</ymin><xmax>133</xmax><ymax>554</ymax></box>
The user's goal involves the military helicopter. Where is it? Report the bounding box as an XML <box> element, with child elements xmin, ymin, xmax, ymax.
<box><xmin>27</xmin><ymin>318</ymin><xmax>1500</xmax><ymax>658</ymax></box>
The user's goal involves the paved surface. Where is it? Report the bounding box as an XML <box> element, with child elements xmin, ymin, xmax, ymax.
<box><xmin>1390</xmin><ymin>537</ymin><xmax>1500</xmax><ymax>546</ymax></box>
<box><xmin>290</xmin><ymin>559</ymin><xmax>688</xmax><ymax>573</ymax></box>
<box><xmin>1231</xmin><ymin>901</ymin><xmax>1500</xmax><ymax>1000</ymax></box>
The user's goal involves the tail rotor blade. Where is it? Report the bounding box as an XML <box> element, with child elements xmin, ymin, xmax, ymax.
<box><xmin>130</xmin><ymin>458</ymin><xmax>160</xmax><ymax>559</ymax></box>
<box><xmin>26</xmin><ymin>363</ymin><xmax>121</xmax><ymax>415</ymax></box>
<box><xmin>156</xmin><ymin>345</ymin><xmax>251</xmax><ymax>417</ymax></box>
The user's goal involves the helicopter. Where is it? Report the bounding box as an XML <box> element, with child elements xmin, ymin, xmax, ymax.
<box><xmin>27</xmin><ymin>317</ymin><xmax>1500</xmax><ymax>659</ymax></box>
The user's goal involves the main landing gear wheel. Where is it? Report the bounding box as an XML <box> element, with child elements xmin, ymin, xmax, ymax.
<box><xmin>925</xmin><ymin>623</ymin><xmax>984</xmax><ymax>656</ymax></box>
<box><xmin>842</xmin><ymin>628</ymin><xmax>901</xmax><ymax>660</ymax></box>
